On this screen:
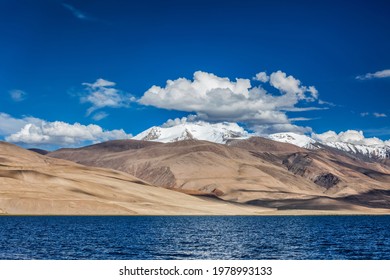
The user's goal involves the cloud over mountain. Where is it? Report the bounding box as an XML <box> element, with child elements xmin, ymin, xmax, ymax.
<box><xmin>312</xmin><ymin>130</ymin><xmax>390</xmax><ymax>146</ymax></box>
<box><xmin>139</xmin><ymin>70</ymin><xmax>321</xmax><ymax>133</ymax></box>
<box><xmin>0</xmin><ymin>113</ymin><xmax>42</xmax><ymax>135</ymax></box>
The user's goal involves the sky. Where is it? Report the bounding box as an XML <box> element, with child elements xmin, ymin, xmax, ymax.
<box><xmin>1</xmin><ymin>0</ymin><xmax>389</xmax><ymax>149</ymax></box>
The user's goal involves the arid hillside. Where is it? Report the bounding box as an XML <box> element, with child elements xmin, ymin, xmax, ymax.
<box><xmin>0</xmin><ymin>141</ymin><xmax>270</xmax><ymax>215</ymax></box>
<box><xmin>48</xmin><ymin>138</ymin><xmax>390</xmax><ymax>212</ymax></box>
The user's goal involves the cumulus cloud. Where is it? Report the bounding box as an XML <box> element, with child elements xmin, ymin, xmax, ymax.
<box><xmin>9</xmin><ymin>89</ymin><xmax>27</xmax><ymax>102</ymax></box>
<box><xmin>269</xmin><ymin>71</ymin><xmax>318</xmax><ymax>101</ymax></box>
<box><xmin>0</xmin><ymin>113</ymin><xmax>42</xmax><ymax>135</ymax></box>
<box><xmin>1</xmin><ymin>112</ymin><xmax>131</xmax><ymax>147</ymax></box>
<box><xmin>6</xmin><ymin>121</ymin><xmax>131</xmax><ymax>146</ymax></box>
<box><xmin>356</xmin><ymin>69</ymin><xmax>390</xmax><ymax>80</ymax></box>
<box><xmin>253</xmin><ymin>72</ymin><xmax>269</xmax><ymax>82</ymax></box>
<box><xmin>139</xmin><ymin>70</ymin><xmax>320</xmax><ymax>134</ymax></box>
<box><xmin>312</xmin><ymin>130</ymin><xmax>388</xmax><ymax>146</ymax></box>
<box><xmin>80</xmin><ymin>78</ymin><xmax>134</xmax><ymax>116</ymax></box>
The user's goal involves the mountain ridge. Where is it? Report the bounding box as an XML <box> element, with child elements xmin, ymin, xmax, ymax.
<box><xmin>0</xmin><ymin>141</ymin><xmax>270</xmax><ymax>215</ymax></box>
<box><xmin>132</xmin><ymin>122</ymin><xmax>390</xmax><ymax>159</ymax></box>
<box><xmin>48</xmin><ymin>137</ymin><xmax>390</xmax><ymax>211</ymax></box>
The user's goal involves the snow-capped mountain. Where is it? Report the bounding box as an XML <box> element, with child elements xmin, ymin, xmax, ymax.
<box><xmin>323</xmin><ymin>141</ymin><xmax>390</xmax><ymax>159</ymax></box>
<box><xmin>268</xmin><ymin>132</ymin><xmax>318</xmax><ymax>149</ymax></box>
<box><xmin>268</xmin><ymin>132</ymin><xmax>390</xmax><ymax>159</ymax></box>
<box><xmin>133</xmin><ymin>122</ymin><xmax>390</xmax><ymax>159</ymax></box>
<box><xmin>132</xmin><ymin>121</ymin><xmax>249</xmax><ymax>144</ymax></box>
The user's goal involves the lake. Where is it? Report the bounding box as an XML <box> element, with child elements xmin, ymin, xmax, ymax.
<box><xmin>0</xmin><ymin>216</ymin><xmax>389</xmax><ymax>259</ymax></box>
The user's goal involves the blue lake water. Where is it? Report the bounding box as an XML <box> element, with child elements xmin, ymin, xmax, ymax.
<box><xmin>0</xmin><ymin>216</ymin><xmax>389</xmax><ymax>259</ymax></box>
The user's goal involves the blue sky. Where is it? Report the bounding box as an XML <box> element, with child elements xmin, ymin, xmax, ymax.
<box><xmin>1</xmin><ymin>0</ymin><xmax>389</xmax><ymax>148</ymax></box>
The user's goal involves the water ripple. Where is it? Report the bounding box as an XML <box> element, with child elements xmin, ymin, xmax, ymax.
<box><xmin>0</xmin><ymin>216</ymin><xmax>389</xmax><ymax>259</ymax></box>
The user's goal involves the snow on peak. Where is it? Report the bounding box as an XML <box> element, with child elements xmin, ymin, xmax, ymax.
<box><xmin>268</xmin><ymin>132</ymin><xmax>390</xmax><ymax>158</ymax></box>
<box><xmin>312</xmin><ymin>130</ymin><xmax>390</xmax><ymax>159</ymax></box>
<box><xmin>132</xmin><ymin>120</ymin><xmax>249</xmax><ymax>144</ymax></box>
<box><xmin>322</xmin><ymin>142</ymin><xmax>390</xmax><ymax>159</ymax></box>
<box><xmin>132</xmin><ymin>120</ymin><xmax>390</xmax><ymax>159</ymax></box>
<box><xmin>268</xmin><ymin>132</ymin><xmax>317</xmax><ymax>149</ymax></box>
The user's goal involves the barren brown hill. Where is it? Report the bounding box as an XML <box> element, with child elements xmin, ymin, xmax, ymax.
<box><xmin>227</xmin><ymin>136</ymin><xmax>305</xmax><ymax>153</ymax></box>
<box><xmin>48</xmin><ymin>138</ymin><xmax>390</xmax><ymax>212</ymax></box>
<box><xmin>0</xmin><ymin>141</ymin><xmax>272</xmax><ymax>215</ymax></box>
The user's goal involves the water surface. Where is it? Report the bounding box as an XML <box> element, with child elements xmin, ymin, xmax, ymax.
<box><xmin>0</xmin><ymin>216</ymin><xmax>389</xmax><ymax>259</ymax></box>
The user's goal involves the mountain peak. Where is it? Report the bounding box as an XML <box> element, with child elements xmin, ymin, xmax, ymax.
<box><xmin>323</xmin><ymin>141</ymin><xmax>390</xmax><ymax>159</ymax></box>
<box><xmin>133</xmin><ymin>122</ymin><xmax>390</xmax><ymax>159</ymax></box>
<box><xmin>132</xmin><ymin>121</ymin><xmax>249</xmax><ymax>143</ymax></box>
<box><xmin>268</xmin><ymin>132</ymin><xmax>317</xmax><ymax>149</ymax></box>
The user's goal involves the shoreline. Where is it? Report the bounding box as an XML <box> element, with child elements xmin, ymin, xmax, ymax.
<box><xmin>1</xmin><ymin>209</ymin><xmax>390</xmax><ymax>217</ymax></box>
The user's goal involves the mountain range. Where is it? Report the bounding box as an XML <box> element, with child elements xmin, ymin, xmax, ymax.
<box><xmin>0</xmin><ymin>141</ymin><xmax>265</xmax><ymax>215</ymax></box>
<box><xmin>1</xmin><ymin>121</ymin><xmax>390</xmax><ymax>215</ymax></box>
<box><xmin>48</xmin><ymin>124</ymin><xmax>390</xmax><ymax>213</ymax></box>
<box><xmin>133</xmin><ymin>121</ymin><xmax>390</xmax><ymax>160</ymax></box>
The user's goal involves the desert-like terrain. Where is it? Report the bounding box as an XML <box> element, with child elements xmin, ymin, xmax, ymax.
<box><xmin>48</xmin><ymin>137</ymin><xmax>390</xmax><ymax>214</ymax></box>
<box><xmin>0</xmin><ymin>141</ymin><xmax>276</xmax><ymax>215</ymax></box>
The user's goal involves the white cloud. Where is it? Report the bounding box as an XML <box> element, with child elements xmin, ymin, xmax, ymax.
<box><xmin>92</xmin><ymin>111</ymin><xmax>109</xmax><ymax>121</ymax></box>
<box><xmin>162</xmin><ymin>116</ymin><xmax>197</xmax><ymax>128</ymax></box>
<box><xmin>81</xmin><ymin>78</ymin><xmax>134</xmax><ymax>116</ymax></box>
<box><xmin>318</xmin><ymin>99</ymin><xmax>336</xmax><ymax>106</ymax></box>
<box><xmin>0</xmin><ymin>113</ymin><xmax>42</xmax><ymax>135</ymax></box>
<box><xmin>307</xmin><ymin>86</ymin><xmax>319</xmax><ymax>99</ymax></box>
<box><xmin>312</xmin><ymin>130</ymin><xmax>388</xmax><ymax>146</ymax></box>
<box><xmin>356</xmin><ymin>69</ymin><xmax>390</xmax><ymax>80</ymax></box>
<box><xmin>6</xmin><ymin>121</ymin><xmax>131</xmax><ymax>146</ymax></box>
<box><xmin>9</xmin><ymin>89</ymin><xmax>27</xmax><ymax>102</ymax></box>
<box><xmin>282</xmin><ymin>106</ymin><xmax>326</xmax><ymax>112</ymax></box>
<box><xmin>139</xmin><ymin>70</ymin><xmax>320</xmax><ymax>133</ymax></box>
<box><xmin>289</xmin><ymin>117</ymin><xmax>313</xmax><ymax>121</ymax></box>
<box><xmin>1</xmin><ymin>112</ymin><xmax>131</xmax><ymax>147</ymax></box>
<box><xmin>269</xmin><ymin>70</ymin><xmax>318</xmax><ymax>101</ymax></box>
<box><xmin>269</xmin><ymin>71</ymin><xmax>302</xmax><ymax>95</ymax></box>
<box><xmin>253</xmin><ymin>72</ymin><xmax>269</xmax><ymax>82</ymax></box>
<box><xmin>360</xmin><ymin>112</ymin><xmax>370</xmax><ymax>117</ymax></box>
<box><xmin>254</xmin><ymin>123</ymin><xmax>313</xmax><ymax>135</ymax></box>
<box><xmin>84</xmin><ymin>78</ymin><xmax>116</xmax><ymax>88</ymax></box>
<box><xmin>373</xmin><ymin>112</ymin><xmax>387</xmax><ymax>118</ymax></box>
